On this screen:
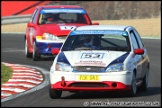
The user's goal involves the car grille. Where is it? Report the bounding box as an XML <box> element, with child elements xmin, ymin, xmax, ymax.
<box><xmin>69</xmin><ymin>82</ymin><xmax>108</xmax><ymax>87</ymax></box>
<box><xmin>73</xmin><ymin>66</ymin><xmax>104</xmax><ymax>72</ymax></box>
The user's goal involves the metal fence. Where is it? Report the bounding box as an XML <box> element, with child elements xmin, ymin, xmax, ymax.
<box><xmin>1</xmin><ymin>14</ymin><xmax>31</xmax><ymax>25</ymax></box>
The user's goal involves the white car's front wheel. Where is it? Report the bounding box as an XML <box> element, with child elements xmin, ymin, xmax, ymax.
<box><xmin>139</xmin><ymin>66</ymin><xmax>149</xmax><ymax>91</ymax></box>
<box><xmin>128</xmin><ymin>72</ymin><xmax>137</xmax><ymax>97</ymax></box>
<box><xmin>49</xmin><ymin>86</ymin><xmax>62</xmax><ymax>99</ymax></box>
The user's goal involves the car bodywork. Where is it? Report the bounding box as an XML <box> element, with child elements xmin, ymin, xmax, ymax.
<box><xmin>49</xmin><ymin>25</ymin><xmax>150</xmax><ymax>98</ymax></box>
<box><xmin>25</xmin><ymin>5</ymin><xmax>99</xmax><ymax>61</ymax></box>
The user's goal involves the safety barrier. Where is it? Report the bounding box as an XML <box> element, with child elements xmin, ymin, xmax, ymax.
<box><xmin>1</xmin><ymin>14</ymin><xmax>31</xmax><ymax>25</ymax></box>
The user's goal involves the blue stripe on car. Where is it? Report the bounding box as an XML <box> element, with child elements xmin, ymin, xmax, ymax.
<box><xmin>70</xmin><ymin>30</ymin><xmax>128</xmax><ymax>36</ymax></box>
<box><xmin>108</xmin><ymin>52</ymin><xmax>129</xmax><ymax>66</ymax></box>
<box><xmin>40</xmin><ymin>8</ymin><xmax>86</xmax><ymax>14</ymax></box>
<box><xmin>57</xmin><ymin>52</ymin><xmax>70</xmax><ymax>65</ymax></box>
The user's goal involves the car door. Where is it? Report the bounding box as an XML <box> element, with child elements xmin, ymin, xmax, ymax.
<box><xmin>26</xmin><ymin>8</ymin><xmax>39</xmax><ymax>49</ymax></box>
<box><xmin>133</xmin><ymin>28</ymin><xmax>149</xmax><ymax>78</ymax></box>
<box><xmin>129</xmin><ymin>30</ymin><xmax>143</xmax><ymax>80</ymax></box>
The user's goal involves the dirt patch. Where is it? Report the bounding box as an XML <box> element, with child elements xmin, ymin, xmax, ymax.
<box><xmin>93</xmin><ymin>17</ymin><xmax>160</xmax><ymax>37</ymax></box>
<box><xmin>1</xmin><ymin>17</ymin><xmax>160</xmax><ymax>37</ymax></box>
<box><xmin>2</xmin><ymin>23</ymin><xmax>27</xmax><ymax>33</ymax></box>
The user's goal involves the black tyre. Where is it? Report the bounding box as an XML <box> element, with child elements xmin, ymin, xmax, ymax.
<box><xmin>139</xmin><ymin>67</ymin><xmax>149</xmax><ymax>91</ymax></box>
<box><xmin>32</xmin><ymin>42</ymin><xmax>41</xmax><ymax>61</ymax></box>
<box><xmin>49</xmin><ymin>86</ymin><xmax>62</xmax><ymax>99</ymax></box>
<box><xmin>25</xmin><ymin>39</ymin><xmax>32</xmax><ymax>58</ymax></box>
<box><xmin>128</xmin><ymin>72</ymin><xmax>137</xmax><ymax>97</ymax></box>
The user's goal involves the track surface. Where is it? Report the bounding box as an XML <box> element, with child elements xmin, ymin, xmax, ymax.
<box><xmin>1</xmin><ymin>33</ymin><xmax>161</xmax><ymax>107</ymax></box>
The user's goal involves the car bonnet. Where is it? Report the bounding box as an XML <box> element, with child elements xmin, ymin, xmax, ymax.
<box><xmin>39</xmin><ymin>24</ymin><xmax>88</xmax><ymax>36</ymax></box>
<box><xmin>56</xmin><ymin>51</ymin><xmax>129</xmax><ymax>67</ymax></box>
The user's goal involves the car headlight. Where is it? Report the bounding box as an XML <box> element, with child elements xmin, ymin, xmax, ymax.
<box><xmin>106</xmin><ymin>63</ymin><xmax>124</xmax><ymax>72</ymax></box>
<box><xmin>55</xmin><ymin>62</ymin><xmax>73</xmax><ymax>72</ymax></box>
<box><xmin>42</xmin><ymin>33</ymin><xmax>58</xmax><ymax>40</ymax></box>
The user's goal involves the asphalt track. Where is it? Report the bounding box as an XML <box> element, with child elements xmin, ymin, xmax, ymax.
<box><xmin>1</xmin><ymin>33</ymin><xmax>161</xmax><ymax>107</ymax></box>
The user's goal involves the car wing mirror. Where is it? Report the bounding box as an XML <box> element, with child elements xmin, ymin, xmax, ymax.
<box><xmin>134</xmin><ymin>48</ymin><xmax>144</xmax><ymax>55</ymax></box>
<box><xmin>92</xmin><ymin>22</ymin><xmax>99</xmax><ymax>25</ymax></box>
<box><xmin>52</xmin><ymin>48</ymin><xmax>60</xmax><ymax>55</ymax></box>
<box><xmin>27</xmin><ymin>22</ymin><xmax>35</xmax><ymax>27</ymax></box>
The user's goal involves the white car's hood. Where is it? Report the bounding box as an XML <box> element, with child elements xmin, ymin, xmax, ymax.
<box><xmin>62</xmin><ymin>51</ymin><xmax>128</xmax><ymax>67</ymax></box>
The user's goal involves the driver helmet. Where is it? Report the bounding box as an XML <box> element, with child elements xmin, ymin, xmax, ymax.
<box><xmin>79</xmin><ymin>36</ymin><xmax>91</xmax><ymax>42</ymax></box>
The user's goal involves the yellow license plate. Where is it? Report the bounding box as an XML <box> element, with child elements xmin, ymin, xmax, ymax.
<box><xmin>78</xmin><ymin>75</ymin><xmax>100</xmax><ymax>81</ymax></box>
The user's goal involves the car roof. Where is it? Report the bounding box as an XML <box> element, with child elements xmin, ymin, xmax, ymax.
<box><xmin>75</xmin><ymin>25</ymin><xmax>132</xmax><ymax>31</ymax></box>
<box><xmin>36</xmin><ymin>5</ymin><xmax>83</xmax><ymax>9</ymax></box>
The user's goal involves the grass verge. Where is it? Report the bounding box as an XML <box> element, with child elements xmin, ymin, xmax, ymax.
<box><xmin>1</xmin><ymin>64</ymin><xmax>13</xmax><ymax>85</ymax></box>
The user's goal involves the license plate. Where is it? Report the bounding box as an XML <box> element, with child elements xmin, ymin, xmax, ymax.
<box><xmin>78</xmin><ymin>75</ymin><xmax>100</xmax><ymax>81</ymax></box>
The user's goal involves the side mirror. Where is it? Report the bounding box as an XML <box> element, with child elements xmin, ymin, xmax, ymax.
<box><xmin>134</xmin><ymin>48</ymin><xmax>144</xmax><ymax>55</ymax></box>
<box><xmin>52</xmin><ymin>48</ymin><xmax>60</xmax><ymax>55</ymax></box>
<box><xmin>92</xmin><ymin>22</ymin><xmax>99</xmax><ymax>25</ymax></box>
<box><xmin>27</xmin><ymin>22</ymin><xmax>35</xmax><ymax>27</ymax></box>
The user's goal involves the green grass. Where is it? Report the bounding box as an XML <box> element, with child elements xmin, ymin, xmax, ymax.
<box><xmin>1</xmin><ymin>63</ymin><xmax>13</xmax><ymax>85</ymax></box>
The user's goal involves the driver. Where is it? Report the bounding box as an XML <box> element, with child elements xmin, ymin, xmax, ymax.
<box><xmin>79</xmin><ymin>36</ymin><xmax>97</xmax><ymax>49</ymax></box>
<box><xmin>52</xmin><ymin>13</ymin><xmax>64</xmax><ymax>23</ymax></box>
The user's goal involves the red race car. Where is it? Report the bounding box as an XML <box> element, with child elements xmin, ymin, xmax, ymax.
<box><xmin>24</xmin><ymin>5</ymin><xmax>99</xmax><ymax>61</ymax></box>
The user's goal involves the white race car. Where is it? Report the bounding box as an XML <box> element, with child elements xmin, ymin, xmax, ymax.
<box><xmin>49</xmin><ymin>25</ymin><xmax>150</xmax><ymax>98</ymax></box>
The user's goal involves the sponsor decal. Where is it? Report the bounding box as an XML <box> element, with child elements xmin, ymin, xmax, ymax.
<box><xmin>40</xmin><ymin>8</ymin><xmax>86</xmax><ymax>14</ymax></box>
<box><xmin>60</xmin><ymin>26</ymin><xmax>76</xmax><ymax>30</ymax></box>
<box><xmin>70</xmin><ymin>30</ymin><xmax>128</xmax><ymax>36</ymax></box>
<box><xmin>81</xmin><ymin>53</ymin><xmax>104</xmax><ymax>59</ymax></box>
<box><xmin>74</xmin><ymin>60</ymin><xmax>106</xmax><ymax>67</ymax></box>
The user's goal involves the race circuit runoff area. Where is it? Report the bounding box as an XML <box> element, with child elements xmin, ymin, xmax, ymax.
<box><xmin>1</xmin><ymin>62</ymin><xmax>49</xmax><ymax>102</ymax></box>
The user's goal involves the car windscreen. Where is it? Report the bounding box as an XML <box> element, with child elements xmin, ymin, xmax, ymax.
<box><xmin>61</xmin><ymin>30</ymin><xmax>131</xmax><ymax>52</ymax></box>
<box><xmin>38</xmin><ymin>8</ymin><xmax>87</xmax><ymax>24</ymax></box>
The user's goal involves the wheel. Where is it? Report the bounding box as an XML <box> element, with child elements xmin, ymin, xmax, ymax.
<box><xmin>49</xmin><ymin>86</ymin><xmax>62</xmax><ymax>99</ymax></box>
<box><xmin>32</xmin><ymin>42</ymin><xmax>41</xmax><ymax>61</ymax></box>
<box><xmin>128</xmin><ymin>72</ymin><xmax>137</xmax><ymax>97</ymax></box>
<box><xmin>25</xmin><ymin>39</ymin><xmax>32</xmax><ymax>58</ymax></box>
<box><xmin>139</xmin><ymin>67</ymin><xmax>149</xmax><ymax>91</ymax></box>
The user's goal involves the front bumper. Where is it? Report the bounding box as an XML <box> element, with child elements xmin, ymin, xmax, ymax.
<box><xmin>50</xmin><ymin>71</ymin><xmax>133</xmax><ymax>91</ymax></box>
<box><xmin>35</xmin><ymin>41</ymin><xmax>63</xmax><ymax>55</ymax></box>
